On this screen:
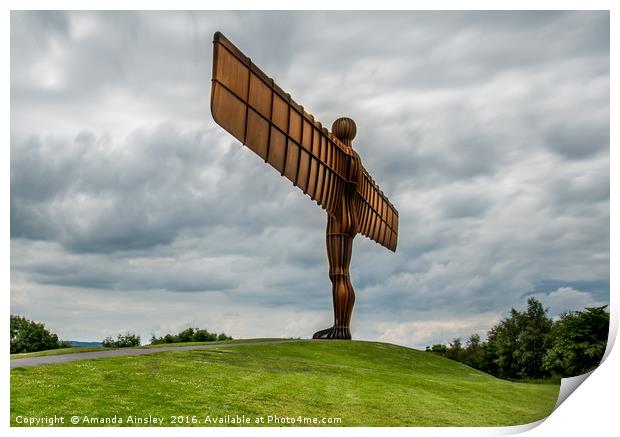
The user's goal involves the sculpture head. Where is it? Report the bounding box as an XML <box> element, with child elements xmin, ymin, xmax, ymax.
<box><xmin>332</xmin><ymin>117</ymin><xmax>357</xmax><ymax>147</ymax></box>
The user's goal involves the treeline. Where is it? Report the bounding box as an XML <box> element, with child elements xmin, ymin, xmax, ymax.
<box><xmin>10</xmin><ymin>315</ymin><xmax>70</xmax><ymax>354</ymax></box>
<box><xmin>150</xmin><ymin>327</ymin><xmax>232</xmax><ymax>345</ymax></box>
<box><xmin>103</xmin><ymin>327</ymin><xmax>233</xmax><ymax>347</ymax></box>
<box><xmin>102</xmin><ymin>333</ymin><xmax>141</xmax><ymax>348</ymax></box>
<box><xmin>10</xmin><ymin>314</ymin><xmax>235</xmax><ymax>353</ymax></box>
<box><xmin>426</xmin><ymin>298</ymin><xmax>609</xmax><ymax>379</ymax></box>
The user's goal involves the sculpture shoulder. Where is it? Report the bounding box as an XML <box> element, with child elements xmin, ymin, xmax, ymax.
<box><xmin>348</xmin><ymin>149</ymin><xmax>363</xmax><ymax>184</ymax></box>
<box><xmin>349</xmin><ymin>149</ymin><xmax>362</xmax><ymax>165</ymax></box>
<box><xmin>350</xmin><ymin>150</ymin><xmax>363</xmax><ymax>173</ymax></box>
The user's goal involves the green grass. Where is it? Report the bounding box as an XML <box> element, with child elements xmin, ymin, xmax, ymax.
<box><xmin>10</xmin><ymin>338</ymin><xmax>283</xmax><ymax>359</ymax></box>
<box><xmin>10</xmin><ymin>340</ymin><xmax>560</xmax><ymax>427</ymax></box>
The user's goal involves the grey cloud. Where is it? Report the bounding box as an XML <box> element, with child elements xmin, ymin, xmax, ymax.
<box><xmin>11</xmin><ymin>123</ymin><xmax>327</xmax><ymax>254</ymax></box>
<box><xmin>10</xmin><ymin>11</ymin><xmax>609</xmax><ymax>347</ymax></box>
<box><xmin>11</xmin><ymin>240</ymin><xmax>238</xmax><ymax>293</ymax></box>
<box><xmin>440</xmin><ymin>190</ymin><xmax>491</xmax><ymax>219</ymax></box>
<box><xmin>545</xmin><ymin>122</ymin><xmax>609</xmax><ymax>160</ymax></box>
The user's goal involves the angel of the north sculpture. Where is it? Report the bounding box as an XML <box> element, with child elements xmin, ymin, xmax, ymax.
<box><xmin>210</xmin><ymin>32</ymin><xmax>398</xmax><ymax>340</ymax></box>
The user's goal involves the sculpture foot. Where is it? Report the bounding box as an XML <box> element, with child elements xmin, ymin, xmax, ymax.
<box><xmin>312</xmin><ymin>325</ymin><xmax>351</xmax><ymax>340</ymax></box>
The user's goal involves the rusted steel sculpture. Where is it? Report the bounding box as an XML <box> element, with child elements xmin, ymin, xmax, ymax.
<box><xmin>210</xmin><ymin>32</ymin><xmax>398</xmax><ymax>339</ymax></box>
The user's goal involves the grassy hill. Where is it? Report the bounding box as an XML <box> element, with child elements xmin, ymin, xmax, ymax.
<box><xmin>10</xmin><ymin>340</ymin><xmax>559</xmax><ymax>426</ymax></box>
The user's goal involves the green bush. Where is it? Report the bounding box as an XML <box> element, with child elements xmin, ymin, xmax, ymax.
<box><xmin>10</xmin><ymin>315</ymin><xmax>70</xmax><ymax>354</ymax></box>
<box><xmin>194</xmin><ymin>329</ymin><xmax>217</xmax><ymax>342</ymax></box>
<box><xmin>178</xmin><ymin>328</ymin><xmax>195</xmax><ymax>343</ymax></box>
<box><xmin>150</xmin><ymin>327</ymin><xmax>232</xmax><ymax>345</ymax></box>
<box><xmin>102</xmin><ymin>333</ymin><xmax>141</xmax><ymax>348</ymax></box>
<box><xmin>426</xmin><ymin>344</ymin><xmax>448</xmax><ymax>353</ymax></box>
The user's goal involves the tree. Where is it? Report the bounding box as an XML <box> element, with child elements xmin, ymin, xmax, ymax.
<box><xmin>10</xmin><ymin>315</ymin><xmax>69</xmax><ymax>354</ymax></box>
<box><xmin>464</xmin><ymin>334</ymin><xmax>485</xmax><ymax>370</ymax></box>
<box><xmin>178</xmin><ymin>328</ymin><xmax>196</xmax><ymax>343</ymax></box>
<box><xmin>194</xmin><ymin>329</ymin><xmax>217</xmax><ymax>342</ymax></box>
<box><xmin>485</xmin><ymin>298</ymin><xmax>553</xmax><ymax>378</ymax></box>
<box><xmin>485</xmin><ymin>310</ymin><xmax>520</xmax><ymax>378</ymax></box>
<box><xmin>543</xmin><ymin>306</ymin><xmax>609</xmax><ymax>377</ymax></box>
<box><xmin>217</xmin><ymin>332</ymin><xmax>232</xmax><ymax>341</ymax></box>
<box><xmin>481</xmin><ymin>337</ymin><xmax>498</xmax><ymax>375</ymax></box>
<box><xmin>515</xmin><ymin>298</ymin><xmax>554</xmax><ymax>378</ymax></box>
<box><xmin>446</xmin><ymin>337</ymin><xmax>464</xmax><ymax>361</ymax></box>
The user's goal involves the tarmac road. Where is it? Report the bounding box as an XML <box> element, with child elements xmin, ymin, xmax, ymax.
<box><xmin>10</xmin><ymin>339</ymin><xmax>302</xmax><ymax>368</ymax></box>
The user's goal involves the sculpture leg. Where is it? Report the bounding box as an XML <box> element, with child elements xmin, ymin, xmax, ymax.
<box><xmin>312</xmin><ymin>230</ymin><xmax>355</xmax><ymax>340</ymax></box>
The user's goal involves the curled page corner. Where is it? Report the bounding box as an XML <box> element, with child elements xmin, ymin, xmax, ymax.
<box><xmin>491</xmin><ymin>370</ymin><xmax>598</xmax><ymax>435</ymax></box>
<box><xmin>546</xmin><ymin>315</ymin><xmax>616</xmax><ymax>416</ymax></box>
<box><xmin>553</xmin><ymin>370</ymin><xmax>594</xmax><ymax>411</ymax></box>
<box><xmin>499</xmin><ymin>418</ymin><xmax>546</xmax><ymax>435</ymax></box>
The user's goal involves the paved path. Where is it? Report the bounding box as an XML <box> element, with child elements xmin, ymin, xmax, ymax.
<box><xmin>10</xmin><ymin>339</ymin><xmax>302</xmax><ymax>368</ymax></box>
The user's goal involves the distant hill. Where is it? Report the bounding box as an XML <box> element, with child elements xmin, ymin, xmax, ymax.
<box><xmin>67</xmin><ymin>341</ymin><xmax>102</xmax><ymax>347</ymax></box>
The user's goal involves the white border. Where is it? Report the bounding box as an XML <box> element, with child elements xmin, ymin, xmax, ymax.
<box><xmin>4</xmin><ymin>1</ymin><xmax>616</xmax><ymax>436</ymax></box>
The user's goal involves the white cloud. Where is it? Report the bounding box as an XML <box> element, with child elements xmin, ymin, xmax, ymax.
<box><xmin>374</xmin><ymin>312</ymin><xmax>502</xmax><ymax>347</ymax></box>
<box><xmin>530</xmin><ymin>287</ymin><xmax>608</xmax><ymax>317</ymax></box>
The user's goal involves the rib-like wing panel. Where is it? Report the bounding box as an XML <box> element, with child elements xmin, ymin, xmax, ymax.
<box><xmin>211</xmin><ymin>31</ymin><xmax>350</xmax><ymax>217</ymax></box>
<box><xmin>355</xmin><ymin>169</ymin><xmax>399</xmax><ymax>251</ymax></box>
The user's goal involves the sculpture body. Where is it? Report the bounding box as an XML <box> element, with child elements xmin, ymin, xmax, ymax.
<box><xmin>210</xmin><ymin>32</ymin><xmax>398</xmax><ymax>339</ymax></box>
<box><xmin>316</xmin><ymin>119</ymin><xmax>361</xmax><ymax>339</ymax></box>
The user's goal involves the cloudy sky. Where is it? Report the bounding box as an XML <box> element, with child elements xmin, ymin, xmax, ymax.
<box><xmin>10</xmin><ymin>11</ymin><xmax>609</xmax><ymax>348</ymax></box>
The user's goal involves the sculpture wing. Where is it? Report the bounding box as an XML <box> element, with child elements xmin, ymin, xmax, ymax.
<box><xmin>211</xmin><ymin>32</ymin><xmax>350</xmax><ymax>216</ymax></box>
<box><xmin>355</xmin><ymin>168</ymin><xmax>399</xmax><ymax>251</ymax></box>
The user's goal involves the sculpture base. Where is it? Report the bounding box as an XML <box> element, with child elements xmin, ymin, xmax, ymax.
<box><xmin>312</xmin><ymin>325</ymin><xmax>352</xmax><ymax>340</ymax></box>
